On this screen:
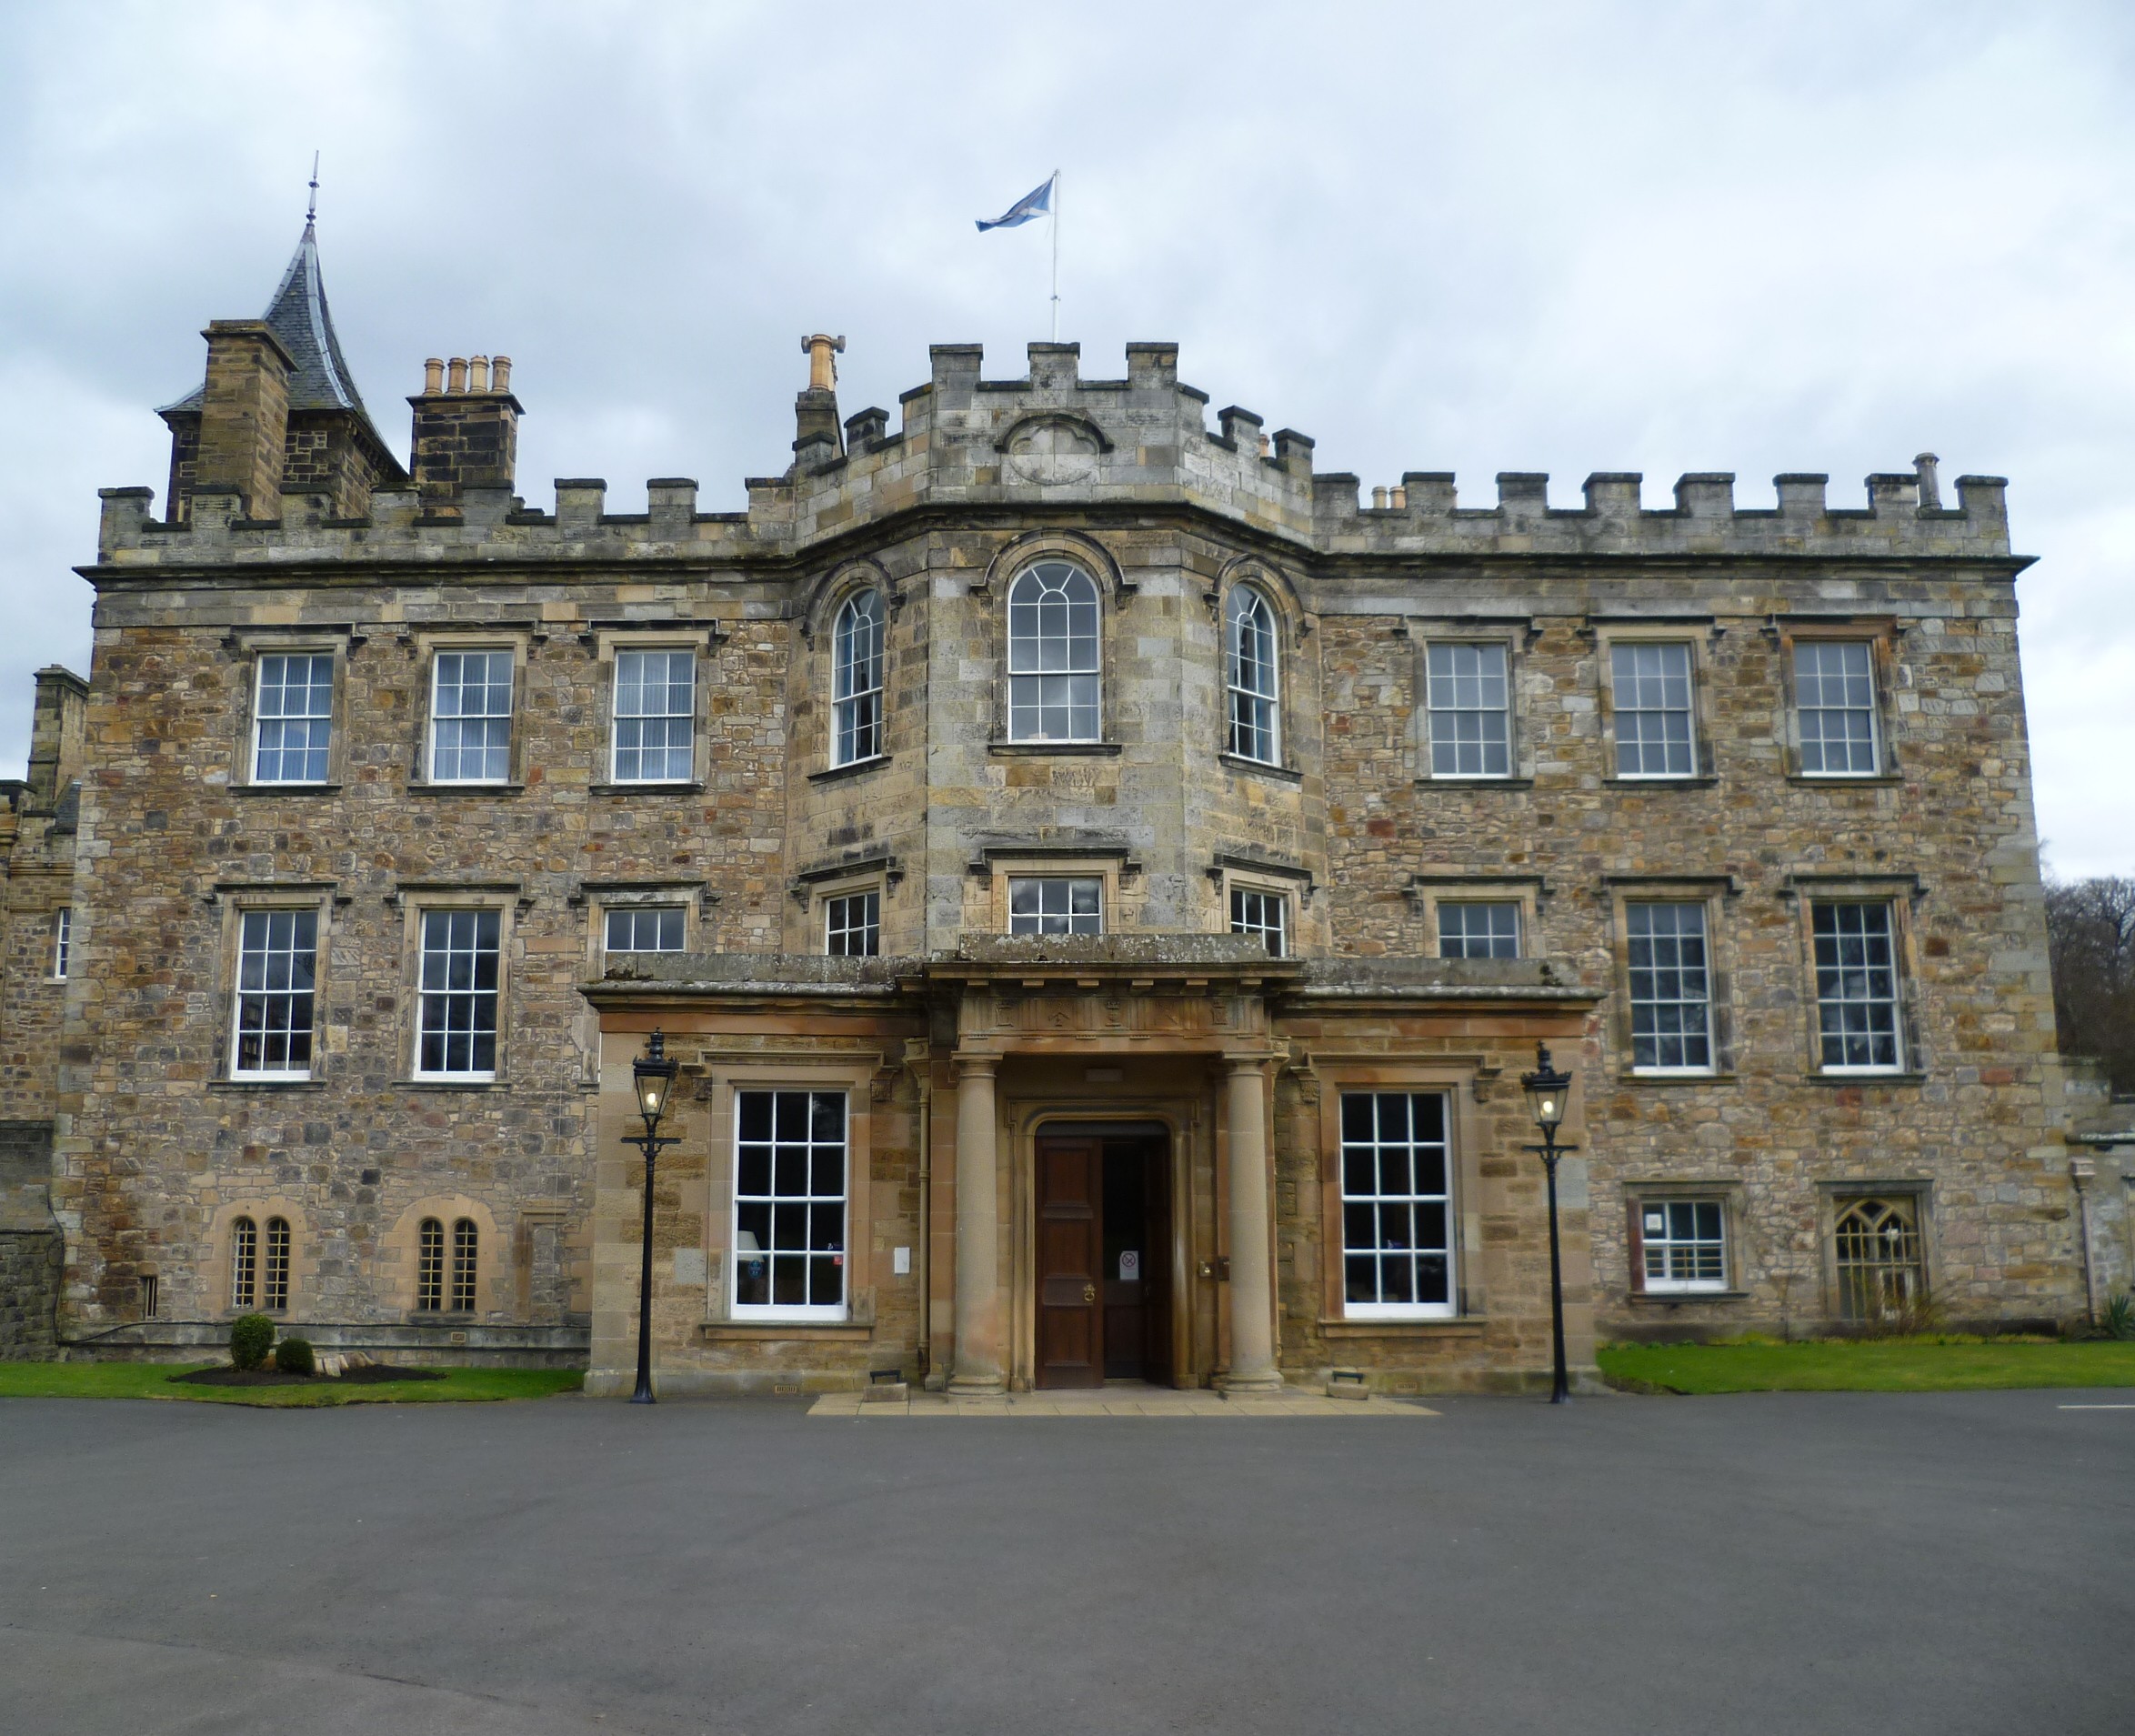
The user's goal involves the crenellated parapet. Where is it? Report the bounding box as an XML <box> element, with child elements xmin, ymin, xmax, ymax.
<box><xmin>89</xmin><ymin>339</ymin><xmax>2020</xmax><ymax>577</ymax></box>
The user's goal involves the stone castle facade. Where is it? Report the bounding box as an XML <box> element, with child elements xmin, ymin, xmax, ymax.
<box><xmin>4</xmin><ymin>219</ymin><xmax>2124</xmax><ymax>1390</ymax></box>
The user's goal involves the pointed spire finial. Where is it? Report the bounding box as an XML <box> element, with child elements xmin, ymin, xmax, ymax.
<box><xmin>306</xmin><ymin>151</ymin><xmax>319</xmax><ymax>226</ymax></box>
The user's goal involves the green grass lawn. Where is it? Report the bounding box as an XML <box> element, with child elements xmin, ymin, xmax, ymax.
<box><xmin>1599</xmin><ymin>1337</ymin><xmax>2135</xmax><ymax>1394</ymax></box>
<box><xmin>0</xmin><ymin>1361</ymin><xmax>583</xmax><ymax>1407</ymax></box>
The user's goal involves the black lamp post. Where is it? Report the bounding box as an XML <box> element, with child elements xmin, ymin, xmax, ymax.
<box><xmin>627</xmin><ymin>1029</ymin><xmax>680</xmax><ymax>1405</ymax></box>
<box><xmin>1520</xmin><ymin>1040</ymin><xmax>1577</xmax><ymax>1405</ymax></box>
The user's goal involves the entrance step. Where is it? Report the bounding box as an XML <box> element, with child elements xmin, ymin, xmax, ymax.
<box><xmin>807</xmin><ymin>1384</ymin><xmax>1436</xmax><ymax>1419</ymax></box>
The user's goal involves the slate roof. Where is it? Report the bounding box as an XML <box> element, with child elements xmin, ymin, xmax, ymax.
<box><xmin>159</xmin><ymin>222</ymin><xmax>392</xmax><ymax>450</ymax></box>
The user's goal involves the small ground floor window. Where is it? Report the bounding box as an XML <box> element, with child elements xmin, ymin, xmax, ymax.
<box><xmin>1635</xmin><ymin>1199</ymin><xmax>1728</xmax><ymax>1292</ymax></box>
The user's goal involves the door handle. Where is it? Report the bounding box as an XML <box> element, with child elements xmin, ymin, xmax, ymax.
<box><xmin>1083</xmin><ymin>1283</ymin><xmax>1097</xmax><ymax>1303</ymax></box>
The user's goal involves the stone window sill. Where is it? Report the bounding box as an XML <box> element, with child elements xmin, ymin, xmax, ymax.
<box><xmin>1628</xmin><ymin>1289</ymin><xmax>1751</xmax><ymax>1303</ymax></box>
<box><xmin>1318</xmin><ymin>1319</ymin><xmax>1487</xmax><ymax>1338</ymax></box>
<box><xmin>808</xmin><ymin>755</ymin><xmax>892</xmax><ymax>784</ymax></box>
<box><xmin>988</xmin><ymin>741</ymin><xmax>1124</xmax><ymax>758</ymax></box>
<box><xmin>1789</xmin><ymin>773</ymin><xmax>1903</xmax><ymax>787</ymax></box>
<box><xmin>210</xmin><ymin>1078</ymin><xmax>328</xmax><ymax>1092</ymax></box>
<box><xmin>1416</xmin><ymin>775</ymin><xmax>1535</xmax><ymax>789</ymax></box>
<box><xmin>588</xmin><ymin>780</ymin><xmax>705</xmax><ymax>797</ymax></box>
<box><xmin>399</xmin><ymin>1078</ymin><xmax>509</xmax><ymax>1091</ymax></box>
<box><xmin>700</xmin><ymin>1320</ymin><xmax>875</xmax><ymax>1340</ymax></box>
<box><xmin>1219</xmin><ymin>752</ymin><xmax>1302</xmax><ymax>784</ymax></box>
<box><xmin>1605</xmin><ymin>775</ymin><xmax>1719</xmax><ymax>789</ymax></box>
<box><xmin>406</xmin><ymin>781</ymin><xmax>526</xmax><ymax>796</ymax></box>
<box><xmin>1809</xmin><ymin>1070</ymin><xmax>1928</xmax><ymax>1088</ymax></box>
<box><xmin>232</xmin><ymin>781</ymin><xmax>343</xmax><ymax>797</ymax></box>
<box><xmin>1619</xmin><ymin>1071</ymin><xmax>1739</xmax><ymax>1088</ymax></box>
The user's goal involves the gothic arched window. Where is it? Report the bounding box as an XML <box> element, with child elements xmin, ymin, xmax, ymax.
<box><xmin>1007</xmin><ymin>561</ymin><xmax>1100</xmax><ymax>742</ymax></box>
<box><xmin>417</xmin><ymin>1217</ymin><xmax>445</xmax><ymax>1311</ymax></box>
<box><xmin>831</xmin><ymin>589</ymin><xmax>884</xmax><ymax>766</ymax></box>
<box><xmin>263</xmin><ymin>1216</ymin><xmax>291</xmax><ymax>1311</ymax></box>
<box><xmin>1226</xmin><ymin>587</ymin><xmax>1280</xmax><ymax>764</ymax></box>
<box><xmin>230</xmin><ymin>1216</ymin><xmax>258</xmax><ymax>1310</ymax></box>
<box><xmin>451</xmin><ymin>1218</ymin><xmax>479</xmax><ymax>1312</ymax></box>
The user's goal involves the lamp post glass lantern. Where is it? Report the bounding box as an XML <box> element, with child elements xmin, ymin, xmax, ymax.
<box><xmin>1519</xmin><ymin>1041</ymin><xmax>1576</xmax><ymax>1405</ymax></box>
<box><xmin>627</xmin><ymin>1029</ymin><xmax>680</xmax><ymax>1404</ymax></box>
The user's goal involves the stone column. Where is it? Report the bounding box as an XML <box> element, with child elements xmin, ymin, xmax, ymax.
<box><xmin>948</xmin><ymin>1054</ymin><xmax>1005</xmax><ymax>1395</ymax></box>
<box><xmin>1220</xmin><ymin>1058</ymin><xmax>1285</xmax><ymax>1392</ymax></box>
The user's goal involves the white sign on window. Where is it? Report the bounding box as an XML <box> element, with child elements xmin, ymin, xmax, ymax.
<box><xmin>1119</xmin><ymin>1249</ymin><xmax>1140</xmax><ymax>1280</ymax></box>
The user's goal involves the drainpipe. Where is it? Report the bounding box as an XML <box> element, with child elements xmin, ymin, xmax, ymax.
<box><xmin>2070</xmin><ymin>1156</ymin><xmax>2100</xmax><ymax>1326</ymax></box>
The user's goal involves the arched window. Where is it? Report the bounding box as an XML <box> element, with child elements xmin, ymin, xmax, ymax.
<box><xmin>230</xmin><ymin>1217</ymin><xmax>258</xmax><ymax>1310</ymax></box>
<box><xmin>451</xmin><ymin>1219</ymin><xmax>479</xmax><ymax>1312</ymax></box>
<box><xmin>263</xmin><ymin>1217</ymin><xmax>291</xmax><ymax>1311</ymax></box>
<box><xmin>417</xmin><ymin>1217</ymin><xmax>445</xmax><ymax>1311</ymax></box>
<box><xmin>1833</xmin><ymin>1196</ymin><xmax>1924</xmax><ymax>1322</ymax></box>
<box><xmin>1007</xmin><ymin>562</ymin><xmax>1100</xmax><ymax>742</ymax></box>
<box><xmin>1226</xmin><ymin>587</ymin><xmax>1280</xmax><ymax>764</ymax></box>
<box><xmin>831</xmin><ymin>590</ymin><xmax>884</xmax><ymax>766</ymax></box>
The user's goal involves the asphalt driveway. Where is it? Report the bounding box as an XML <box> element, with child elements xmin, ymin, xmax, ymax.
<box><xmin>2</xmin><ymin>1388</ymin><xmax>2130</xmax><ymax>1735</ymax></box>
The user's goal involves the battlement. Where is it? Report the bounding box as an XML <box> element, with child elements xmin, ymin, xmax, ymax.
<box><xmin>91</xmin><ymin>341</ymin><xmax>2021</xmax><ymax>578</ymax></box>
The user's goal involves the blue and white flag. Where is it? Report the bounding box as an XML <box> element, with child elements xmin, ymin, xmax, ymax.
<box><xmin>976</xmin><ymin>176</ymin><xmax>1053</xmax><ymax>232</ymax></box>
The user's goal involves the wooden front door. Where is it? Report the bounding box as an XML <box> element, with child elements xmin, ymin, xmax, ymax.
<box><xmin>1035</xmin><ymin>1136</ymin><xmax>1104</xmax><ymax>1388</ymax></box>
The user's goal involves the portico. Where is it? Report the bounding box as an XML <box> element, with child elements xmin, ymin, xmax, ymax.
<box><xmin>583</xmin><ymin>942</ymin><xmax>1599</xmax><ymax>1400</ymax></box>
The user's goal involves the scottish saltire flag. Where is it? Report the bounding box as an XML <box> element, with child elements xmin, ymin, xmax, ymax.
<box><xmin>977</xmin><ymin>176</ymin><xmax>1053</xmax><ymax>232</ymax></box>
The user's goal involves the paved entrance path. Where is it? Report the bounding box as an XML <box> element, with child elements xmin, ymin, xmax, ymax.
<box><xmin>3</xmin><ymin>1389</ymin><xmax>2131</xmax><ymax>1735</ymax></box>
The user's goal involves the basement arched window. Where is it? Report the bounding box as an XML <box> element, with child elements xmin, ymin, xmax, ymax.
<box><xmin>1007</xmin><ymin>562</ymin><xmax>1100</xmax><ymax>742</ymax></box>
<box><xmin>1226</xmin><ymin>587</ymin><xmax>1280</xmax><ymax>764</ymax></box>
<box><xmin>832</xmin><ymin>589</ymin><xmax>885</xmax><ymax>766</ymax></box>
<box><xmin>230</xmin><ymin>1217</ymin><xmax>258</xmax><ymax>1310</ymax></box>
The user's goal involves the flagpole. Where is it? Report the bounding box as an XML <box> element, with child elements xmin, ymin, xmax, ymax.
<box><xmin>1049</xmin><ymin>169</ymin><xmax>1060</xmax><ymax>341</ymax></box>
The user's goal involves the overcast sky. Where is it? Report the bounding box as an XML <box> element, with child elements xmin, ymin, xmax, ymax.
<box><xmin>2</xmin><ymin>2</ymin><xmax>2130</xmax><ymax>874</ymax></box>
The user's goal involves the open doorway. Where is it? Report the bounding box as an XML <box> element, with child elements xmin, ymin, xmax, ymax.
<box><xmin>1034</xmin><ymin>1129</ymin><xmax>1173</xmax><ymax>1390</ymax></box>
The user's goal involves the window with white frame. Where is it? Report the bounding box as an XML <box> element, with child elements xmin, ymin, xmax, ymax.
<box><xmin>732</xmin><ymin>1089</ymin><xmax>848</xmax><ymax>1319</ymax></box>
<box><xmin>50</xmin><ymin>908</ymin><xmax>70</xmax><ymax>980</ymax></box>
<box><xmin>1795</xmin><ymin>641</ymin><xmax>1879</xmax><ymax>776</ymax></box>
<box><xmin>1609</xmin><ymin>641</ymin><xmax>1698</xmax><ymax>778</ymax></box>
<box><xmin>1626</xmin><ymin>902</ymin><xmax>1714</xmax><ymax>1072</ymax></box>
<box><xmin>1229</xmin><ymin>886</ymin><xmax>1288</xmax><ymax>957</ymax></box>
<box><xmin>824</xmin><ymin>890</ymin><xmax>879</xmax><ymax>958</ymax></box>
<box><xmin>1225</xmin><ymin>587</ymin><xmax>1280</xmax><ymax>764</ymax></box>
<box><xmin>416</xmin><ymin>909</ymin><xmax>500</xmax><ymax>1080</ymax></box>
<box><xmin>1812</xmin><ymin>901</ymin><xmax>1903</xmax><ymax>1071</ymax></box>
<box><xmin>1340</xmin><ymin>1091</ymin><xmax>1456</xmax><ymax>1318</ymax></box>
<box><xmin>1426</xmin><ymin>642</ymin><xmax>1511</xmax><ymax>778</ymax></box>
<box><xmin>612</xmin><ymin>648</ymin><xmax>696</xmax><ymax>783</ymax></box>
<box><xmin>1009</xmin><ymin>876</ymin><xmax>1102</xmax><ymax>936</ymax></box>
<box><xmin>251</xmin><ymin>652</ymin><xmax>335</xmax><ymax>783</ymax></box>
<box><xmin>832</xmin><ymin>591</ymin><xmax>885</xmax><ymax>766</ymax></box>
<box><xmin>1438</xmin><ymin>901</ymin><xmax>1520</xmax><ymax>959</ymax></box>
<box><xmin>1007</xmin><ymin>562</ymin><xmax>1100</xmax><ymax>742</ymax></box>
<box><xmin>232</xmin><ymin>908</ymin><xmax>318</xmax><ymax>1079</ymax></box>
<box><xmin>604</xmin><ymin>905</ymin><xmax>686</xmax><ymax>957</ymax></box>
<box><xmin>1638</xmin><ymin>1199</ymin><xmax>1728</xmax><ymax>1292</ymax></box>
<box><xmin>428</xmin><ymin>649</ymin><xmax>515</xmax><ymax>783</ymax></box>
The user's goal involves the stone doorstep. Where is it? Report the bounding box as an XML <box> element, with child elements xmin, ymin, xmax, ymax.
<box><xmin>808</xmin><ymin>1388</ymin><xmax>1436</xmax><ymax>1420</ymax></box>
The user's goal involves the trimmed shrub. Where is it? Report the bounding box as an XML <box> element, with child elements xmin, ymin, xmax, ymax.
<box><xmin>229</xmin><ymin>1313</ymin><xmax>275</xmax><ymax>1370</ymax></box>
<box><xmin>274</xmin><ymin>1335</ymin><xmax>315</xmax><ymax>1376</ymax></box>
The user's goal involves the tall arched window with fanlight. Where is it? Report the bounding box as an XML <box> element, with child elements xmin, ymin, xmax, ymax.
<box><xmin>831</xmin><ymin>589</ymin><xmax>884</xmax><ymax>766</ymax></box>
<box><xmin>1226</xmin><ymin>586</ymin><xmax>1280</xmax><ymax>764</ymax></box>
<box><xmin>1007</xmin><ymin>561</ymin><xmax>1100</xmax><ymax>742</ymax></box>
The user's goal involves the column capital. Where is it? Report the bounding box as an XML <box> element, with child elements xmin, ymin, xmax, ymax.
<box><xmin>1221</xmin><ymin>1052</ymin><xmax>1276</xmax><ymax>1076</ymax></box>
<box><xmin>953</xmin><ymin>1050</ymin><xmax>1000</xmax><ymax>1080</ymax></box>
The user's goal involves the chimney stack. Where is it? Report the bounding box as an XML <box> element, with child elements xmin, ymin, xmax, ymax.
<box><xmin>192</xmin><ymin>319</ymin><xmax>296</xmax><ymax>518</ymax></box>
<box><xmin>409</xmin><ymin>353</ymin><xmax>523</xmax><ymax>507</ymax></box>
<box><xmin>795</xmin><ymin>334</ymin><xmax>846</xmax><ymax>460</ymax></box>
